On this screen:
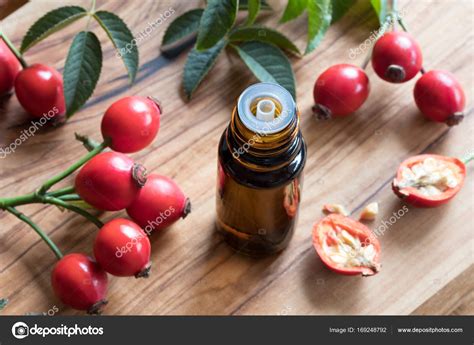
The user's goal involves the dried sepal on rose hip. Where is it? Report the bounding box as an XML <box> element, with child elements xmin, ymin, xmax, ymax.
<box><xmin>312</xmin><ymin>214</ymin><xmax>381</xmax><ymax>276</ymax></box>
<box><xmin>322</xmin><ymin>203</ymin><xmax>349</xmax><ymax>216</ymax></box>
<box><xmin>392</xmin><ymin>154</ymin><xmax>467</xmax><ymax>208</ymax></box>
<box><xmin>359</xmin><ymin>202</ymin><xmax>379</xmax><ymax>221</ymax></box>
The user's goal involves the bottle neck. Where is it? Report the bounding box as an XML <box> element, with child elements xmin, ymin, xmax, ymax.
<box><xmin>227</xmin><ymin>106</ymin><xmax>302</xmax><ymax>170</ymax></box>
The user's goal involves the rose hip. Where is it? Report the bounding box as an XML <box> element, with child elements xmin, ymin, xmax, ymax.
<box><xmin>0</xmin><ymin>38</ymin><xmax>21</xmax><ymax>95</ymax></box>
<box><xmin>313</xmin><ymin>64</ymin><xmax>369</xmax><ymax>118</ymax></box>
<box><xmin>101</xmin><ymin>96</ymin><xmax>161</xmax><ymax>153</ymax></box>
<box><xmin>94</xmin><ymin>218</ymin><xmax>151</xmax><ymax>277</ymax></box>
<box><xmin>51</xmin><ymin>253</ymin><xmax>108</xmax><ymax>314</ymax></box>
<box><xmin>75</xmin><ymin>152</ymin><xmax>147</xmax><ymax>211</ymax></box>
<box><xmin>312</xmin><ymin>214</ymin><xmax>381</xmax><ymax>276</ymax></box>
<box><xmin>126</xmin><ymin>174</ymin><xmax>191</xmax><ymax>232</ymax></box>
<box><xmin>371</xmin><ymin>32</ymin><xmax>422</xmax><ymax>83</ymax></box>
<box><xmin>14</xmin><ymin>63</ymin><xmax>65</xmax><ymax>118</ymax></box>
<box><xmin>413</xmin><ymin>70</ymin><xmax>465</xmax><ymax>126</ymax></box>
<box><xmin>392</xmin><ymin>154</ymin><xmax>465</xmax><ymax>207</ymax></box>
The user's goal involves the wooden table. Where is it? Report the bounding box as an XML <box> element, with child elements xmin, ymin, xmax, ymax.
<box><xmin>0</xmin><ymin>0</ymin><xmax>472</xmax><ymax>315</ymax></box>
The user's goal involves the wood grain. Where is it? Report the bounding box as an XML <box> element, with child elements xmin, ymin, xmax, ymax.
<box><xmin>0</xmin><ymin>0</ymin><xmax>472</xmax><ymax>315</ymax></box>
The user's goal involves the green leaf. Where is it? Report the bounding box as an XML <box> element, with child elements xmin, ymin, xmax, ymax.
<box><xmin>93</xmin><ymin>11</ymin><xmax>139</xmax><ymax>83</ymax></box>
<box><xmin>245</xmin><ymin>0</ymin><xmax>260</xmax><ymax>25</ymax></box>
<box><xmin>305</xmin><ymin>0</ymin><xmax>332</xmax><ymax>54</ymax></box>
<box><xmin>239</xmin><ymin>0</ymin><xmax>271</xmax><ymax>10</ymax></box>
<box><xmin>370</xmin><ymin>0</ymin><xmax>388</xmax><ymax>24</ymax></box>
<box><xmin>232</xmin><ymin>41</ymin><xmax>296</xmax><ymax>99</ymax></box>
<box><xmin>196</xmin><ymin>0</ymin><xmax>238</xmax><ymax>50</ymax></box>
<box><xmin>280</xmin><ymin>0</ymin><xmax>308</xmax><ymax>23</ymax></box>
<box><xmin>20</xmin><ymin>6</ymin><xmax>87</xmax><ymax>53</ymax></box>
<box><xmin>183</xmin><ymin>39</ymin><xmax>226</xmax><ymax>99</ymax></box>
<box><xmin>229</xmin><ymin>26</ymin><xmax>300</xmax><ymax>55</ymax></box>
<box><xmin>161</xmin><ymin>9</ymin><xmax>203</xmax><ymax>48</ymax></box>
<box><xmin>330</xmin><ymin>0</ymin><xmax>356</xmax><ymax>23</ymax></box>
<box><xmin>63</xmin><ymin>31</ymin><xmax>102</xmax><ymax>118</ymax></box>
<box><xmin>0</xmin><ymin>298</ymin><xmax>7</xmax><ymax>311</ymax></box>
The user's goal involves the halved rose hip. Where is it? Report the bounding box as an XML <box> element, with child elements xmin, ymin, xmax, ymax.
<box><xmin>312</xmin><ymin>214</ymin><xmax>381</xmax><ymax>276</ymax></box>
<box><xmin>392</xmin><ymin>154</ymin><xmax>465</xmax><ymax>208</ymax></box>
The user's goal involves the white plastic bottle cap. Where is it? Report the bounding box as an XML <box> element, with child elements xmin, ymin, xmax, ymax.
<box><xmin>256</xmin><ymin>99</ymin><xmax>276</xmax><ymax>122</ymax></box>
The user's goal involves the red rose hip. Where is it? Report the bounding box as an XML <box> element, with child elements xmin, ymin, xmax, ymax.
<box><xmin>94</xmin><ymin>218</ymin><xmax>151</xmax><ymax>277</ymax></box>
<box><xmin>312</xmin><ymin>214</ymin><xmax>381</xmax><ymax>276</ymax></box>
<box><xmin>51</xmin><ymin>253</ymin><xmax>108</xmax><ymax>314</ymax></box>
<box><xmin>0</xmin><ymin>38</ymin><xmax>21</xmax><ymax>95</ymax></box>
<box><xmin>14</xmin><ymin>63</ymin><xmax>65</xmax><ymax>118</ymax></box>
<box><xmin>101</xmin><ymin>96</ymin><xmax>161</xmax><ymax>153</ymax></box>
<box><xmin>75</xmin><ymin>152</ymin><xmax>147</xmax><ymax>211</ymax></box>
<box><xmin>372</xmin><ymin>31</ymin><xmax>423</xmax><ymax>83</ymax></box>
<box><xmin>413</xmin><ymin>70</ymin><xmax>465</xmax><ymax>126</ymax></box>
<box><xmin>392</xmin><ymin>154</ymin><xmax>465</xmax><ymax>207</ymax></box>
<box><xmin>127</xmin><ymin>174</ymin><xmax>191</xmax><ymax>232</ymax></box>
<box><xmin>313</xmin><ymin>64</ymin><xmax>369</xmax><ymax>118</ymax></box>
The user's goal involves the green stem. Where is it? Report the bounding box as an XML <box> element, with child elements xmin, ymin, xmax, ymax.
<box><xmin>44</xmin><ymin>196</ymin><xmax>103</xmax><ymax>228</ymax></box>
<box><xmin>85</xmin><ymin>0</ymin><xmax>97</xmax><ymax>31</ymax></box>
<box><xmin>461</xmin><ymin>151</ymin><xmax>474</xmax><ymax>165</ymax></box>
<box><xmin>57</xmin><ymin>194</ymin><xmax>82</xmax><ymax>201</ymax></box>
<box><xmin>0</xmin><ymin>193</ymin><xmax>37</xmax><ymax>208</ymax></box>
<box><xmin>38</xmin><ymin>140</ymin><xmax>109</xmax><ymax>194</ymax></box>
<box><xmin>48</xmin><ymin>186</ymin><xmax>76</xmax><ymax>198</ymax></box>
<box><xmin>0</xmin><ymin>31</ymin><xmax>27</xmax><ymax>68</ymax></box>
<box><xmin>397</xmin><ymin>16</ymin><xmax>409</xmax><ymax>32</ymax></box>
<box><xmin>5</xmin><ymin>207</ymin><xmax>63</xmax><ymax>259</ymax></box>
<box><xmin>75</xmin><ymin>133</ymin><xmax>101</xmax><ymax>151</ymax></box>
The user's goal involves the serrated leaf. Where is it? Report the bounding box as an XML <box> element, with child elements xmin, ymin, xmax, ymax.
<box><xmin>161</xmin><ymin>9</ymin><xmax>203</xmax><ymax>49</ymax></box>
<box><xmin>20</xmin><ymin>6</ymin><xmax>87</xmax><ymax>53</ymax></box>
<box><xmin>370</xmin><ymin>0</ymin><xmax>388</xmax><ymax>24</ymax></box>
<box><xmin>331</xmin><ymin>0</ymin><xmax>356</xmax><ymax>23</ymax></box>
<box><xmin>280</xmin><ymin>0</ymin><xmax>308</xmax><ymax>23</ymax></box>
<box><xmin>232</xmin><ymin>41</ymin><xmax>295</xmax><ymax>99</ymax></box>
<box><xmin>64</xmin><ymin>31</ymin><xmax>102</xmax><ymax>118</ymax></box>
<box><xmin>93</xmin><ymin>11</ymin><xmax>138</xmax><ymax>83</ymax></box>
<box><xmin>229</xmin><ymin>26</ymin><xmax>300</xmax><ymax>55</ymax></box>
<box><xmin>183</xmin><ymin>39</ymin><xmax>226</xmax><ymax>99</ymax></box>
<box><xmin>305</xmin><ymin>0</ymin><xmax>332</xmax><ymax>54</ymax></box>
<box><xmin>245</xmin><ymin>0</ymin><xmax>261</xmax><ymax>25</ymax></box>
<box><xmin>196</xmin><ymin>0</ymin><xmax>238</xmax><ymax>51</ymax></box>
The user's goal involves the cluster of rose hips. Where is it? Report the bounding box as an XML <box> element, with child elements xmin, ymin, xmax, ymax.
<box><xmin>0</xmin><ymin>95</ymin><xmax>190</xmax><ymax>314</ymax></box>
<box><xmin>53</xmin><ymin>96</ymin><xmax>191</xmax><ymax>313</ymax></box>
<box><xmin>312</xmin><ymin>29</ymin><xmax>466</xmax><ymax>126</ymax></box>
<box><xmin>0</xmin><ymin>38</ymin><xmax>65</xmax><ymax>120</ymax></box>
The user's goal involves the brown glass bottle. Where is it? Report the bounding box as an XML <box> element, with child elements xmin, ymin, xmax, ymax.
<box><xmin>216</xmin><ymin>83</ymin><xmax>306</xmax><ymax>256</ymax></box>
